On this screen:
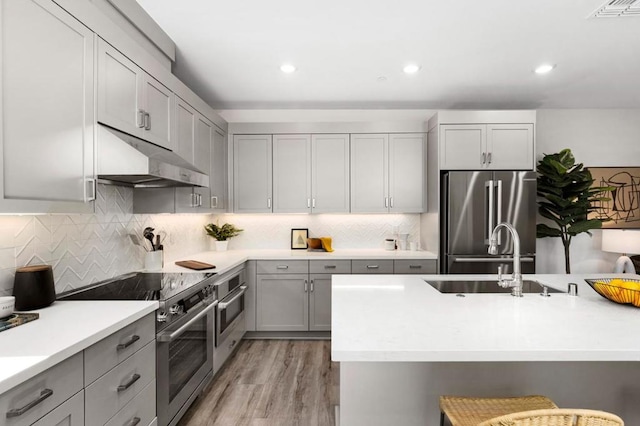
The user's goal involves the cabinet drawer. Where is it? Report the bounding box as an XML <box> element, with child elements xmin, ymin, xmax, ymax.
<box><xmin>214</xmin><ymin>317</ymin><xmax>246</xmax><ymax>372</ymax></box>
<box><xmin>85</xmin><ymin>341</ymin><xmax>156</xmax><ymax>426</ymax></box>
<box><xmin>0</xmin><ymin>352</ymin><xmax>83</xmax><ymax>426</ymax></box>
<box><xmin>394</xmin><ymin>259</ymin><xmax>437</xmax><ymax>274</ymax></box>
<box><xmin>104</xmin><ymin>380</ymin><xmax>156</xmax><ymax>426</ymax></box>
<box><xmin>351</xmin><ymin>260</ymin><xmax>394</xmax><ymax>274</ymax></box>
<box><xmin>309</xmin><ymin>260</ymin><xmax>351</xmax><ymax>274</ymax></box>
<box><xmin>31</xmin><ymin>390</ymin><xmax>84</xmax><ymax>426</ymax></box>
<box><xmin>84</xmin><ymin>313</ymin><xmax>155</xmax><ymax>385</ymax></box>
<box><xmin>257</xmin><ymin>260</ymin><xmax>309</xmax><ymax>274</ymax></box>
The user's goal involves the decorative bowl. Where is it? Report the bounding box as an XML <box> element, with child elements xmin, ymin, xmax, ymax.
<box><xmin>0</xmin><ymin>296</ymin><xmax>15</xmax><ymax>318</ymax></box>
<box><xmin>585</xmin><ymin>278</ymin><xmax>640</xmax><ymax>307</ymax></box>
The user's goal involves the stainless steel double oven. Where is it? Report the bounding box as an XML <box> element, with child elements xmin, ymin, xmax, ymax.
<box><xmin>213</xmin><ymin>265</ymin><xmax>247</xmax><ymax>372</ymax></box>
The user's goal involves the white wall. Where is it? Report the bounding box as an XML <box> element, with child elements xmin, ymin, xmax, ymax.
<box><xmin>535</xmin><ymin>109</ymin><xmax>640</xmax><ymax>273</ymax></box>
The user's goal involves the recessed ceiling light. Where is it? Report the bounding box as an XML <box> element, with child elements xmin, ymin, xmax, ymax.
<box><xmin>280</xmin><ymin>63</ymin><xmax>296</xmax><ymax>73</ymax></box>
<box><xmin>534</xmin><ymin>64</ymin><xmax>556</xmax><ymax>74</ymax></box>
<box><xmin>403</xmin><ymin>64</ymin><xmax>421</xmax><ymax>74</ymax></box>
<box><xmin>377</xmin><ymin>76</ymin><xmax>387</xmax><ymax>82</ymax></box>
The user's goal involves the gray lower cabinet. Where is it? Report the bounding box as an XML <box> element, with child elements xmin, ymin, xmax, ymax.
<box><xmin>309</xmin><ymin>274</ymin><xmax>332</xmax><ymax>331</ymax></box>
<box><xmin>256</xmin><ymin>274</ymin><xmax>309</xmax><ymax>331</ymax></box>
<box><xmin>351</xmin><ymin>259</ymin><xmax>394</xmax><ymax>274</ymax></box>
<box><xmin>244</xmin><ymin>261</ymin><xmax>257</xmax><ymax>332</ymax></box>
<box><xmin>31</xmin><ymin>390</ymin><xmax>84</xmax><ymax>426</ymax></box>
<box><xmin>393</xmin><ymin>259</ymin><xmax>437</xmax><ymax>274</ymax></box>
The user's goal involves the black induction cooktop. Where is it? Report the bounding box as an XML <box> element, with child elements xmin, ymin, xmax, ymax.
<box><xmin>58</xmin><ymin>272</ymin><xmax>215</xmax><ymax>302</ymax></box>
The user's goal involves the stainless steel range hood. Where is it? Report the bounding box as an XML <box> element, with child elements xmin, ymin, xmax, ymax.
<box><xmin>97</xmin><ymin>125</ymin><xmax>209</xmax><ymax>188</ymax></box>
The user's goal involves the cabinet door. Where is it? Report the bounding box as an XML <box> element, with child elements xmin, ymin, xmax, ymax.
<box><xmin>233</xmin><ymin>135</ymin><xmax>273</xmax><ymax>213</ymax></box>
<box><xmin>389</xmin><ymin>133</ymin><xmax>425</xmax><ymax>213</ymax></box>
<box><xmin>97</xmin><ymin>39</ymin><xmax>144</xmax><ymax>138</ymax></box>
<box><xmin>309</xmin><ymin>274</ymin><xmax>332</xmax><ymax>331</ymax></box>
<box><xmin>210</xmin><ymin>127</ymin><xmax>228</xmax><ymax>212</ymax></box>
<box><xmin>256</xmin><ymin>274</ymin><xmax>308</xmax><ymax>331</ymax></box>
<box><xmin>439</xmin><ymin>125</ymin><xmax>486</xmax><ymax>170</ymax></box>
<box><xmin>175</xmin><ymin>97</ymin><xmax>196</xmax><ymax>163</ymax></box>
<box><xmin>142</xmin><ymin>75</ymin><xmax>173</xmax><ymax>150</ymax></box>
<box><xmin>193</xmin><ymin>115</ymin><xmax>212</xmax><ymax>212</ymax></box>
<box><xmin>31</xmin><ymin>390</ymin><xmax>84</xmax><ymax>426</ymax></box>
<box><xmin>350</xmin><ymin>134</ymin><xmax>389</xmax><ymax>213</ymax></box>
<box><xmin>273</xmin><ymin>134</ymin><xmax>311</xmax><ymax>213</ymax></box>
<box><xmin>312</xmin><ymin>134</ymin><xmax>350</xmax><ymax>213</ymax></box>
<box><xmin>486</xmin><ymin>124</ymin><xmax>534</xmax><ymax>170</ymax></box>
<box><xmin>0</xmin><ymin>0</ymin><xmax>95</xmax><ymax>212</ymax></box>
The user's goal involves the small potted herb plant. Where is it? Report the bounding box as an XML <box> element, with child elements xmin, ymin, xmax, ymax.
<box><xmin>204</xmin><ymin>222</ymin><xmax>243</xmax><ymax>251</ymax></box>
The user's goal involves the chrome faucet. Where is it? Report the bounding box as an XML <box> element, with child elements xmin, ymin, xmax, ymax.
<box><xmin>488</xmin><ymin>222</ymin><xmax>523</xmax><ymax>297</ymax></box>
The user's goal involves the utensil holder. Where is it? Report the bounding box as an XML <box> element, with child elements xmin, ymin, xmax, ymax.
<box><xmin>145</xmin><ymin>250</ymin><xmax>163</xmax><ymax>271</ymax></box>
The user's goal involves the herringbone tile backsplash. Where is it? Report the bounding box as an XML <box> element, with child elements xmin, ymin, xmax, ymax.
<box><xmin>0</xmin><ymin>184</ymin><xmax>421</xmax><ymax>296</ymax></box>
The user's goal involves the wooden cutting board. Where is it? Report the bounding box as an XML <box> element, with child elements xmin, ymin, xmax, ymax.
<box><xmin>175</xmin><ymin>260</ymin><xmax>216</xmax><ymax>270</ymax></box>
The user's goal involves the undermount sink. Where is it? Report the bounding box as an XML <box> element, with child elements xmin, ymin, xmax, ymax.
<box><xmin>424</xmin><ymin>279</ymin><xmax>563</xmax><ymax>294</ymax></box>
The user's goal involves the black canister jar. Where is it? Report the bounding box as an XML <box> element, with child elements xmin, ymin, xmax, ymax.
<box><xmin>13</xmin><ymin>265</ymin><xmax>56</xmax><ymax>310</ymax></box>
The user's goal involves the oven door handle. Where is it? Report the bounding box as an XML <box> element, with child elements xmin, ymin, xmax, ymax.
<box><xmin>218</xmin><ymin>286</ymin><xmax>247</xmax><ymax>310</ymax></box>
<box><xmin>157</xmin><ymin>301</ymin><xmax>218</xmax><ymax>343</ymax></box>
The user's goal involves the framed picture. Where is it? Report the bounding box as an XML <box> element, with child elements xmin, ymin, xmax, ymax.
<box><xmin>291</xmin><ymin>228</ymin><xmax>309</xmax><ymax>250</ymax></box>
<box><xmin>588</xmin><ymin>167</ymin><xmax>640</xmax><ymax>229</ymax></box>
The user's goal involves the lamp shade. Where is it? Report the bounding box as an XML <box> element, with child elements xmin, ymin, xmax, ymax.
<box><xmin>602</xmin><ymin>229</ymin><xmax>640</xmax><ymax>255</ymax></box>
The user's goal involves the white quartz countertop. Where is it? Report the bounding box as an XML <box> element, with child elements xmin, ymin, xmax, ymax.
<box><xmin>331</xmin><ymin>273</ymin><xmax>640</xmax><ymax>363</ymax></box>
<box><xmin>0</xmin><ymin>300</ymin><xmax>158</xmax><ymax>395</ymax></box>
<box><xmin>162</xmin><ymin>249</ymin><xmax>437</xmax><ymax>276</ymax></box>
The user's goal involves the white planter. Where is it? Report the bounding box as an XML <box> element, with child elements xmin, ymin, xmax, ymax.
<box><xmin>214</xmin><ymin>240</ymin><xmax>229</xmax><ymax>251</ymax></box>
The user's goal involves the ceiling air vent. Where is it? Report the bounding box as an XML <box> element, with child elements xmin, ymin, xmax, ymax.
<box><xmin>589</xmin><ymin>0</ymin><xmax>640</xmax><ymax>18</ymax></box>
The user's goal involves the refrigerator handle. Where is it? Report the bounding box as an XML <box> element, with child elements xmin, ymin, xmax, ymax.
<box><xmin>485</xmin><ymin>180</ymin><xmax>494</xmax><ymax>245</ymax></box>
<box><xmin>496</xmin><ymin>180</ymin><xmax>503</xmax><ymax>245</ymax></box>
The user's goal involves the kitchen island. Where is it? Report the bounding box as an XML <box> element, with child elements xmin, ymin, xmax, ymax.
<box><xmin>332</xmin><ymin>274</ymin><xmax>640</xmax><ymax>425</ymax></box>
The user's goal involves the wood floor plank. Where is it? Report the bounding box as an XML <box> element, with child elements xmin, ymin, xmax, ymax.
<box><xmin>177</xmin><ymin>340</ymin><xmax>337</xmax><ymax>426</ymax></box>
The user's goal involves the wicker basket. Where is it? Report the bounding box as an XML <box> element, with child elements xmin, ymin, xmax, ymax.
<box><xmin>585</xmin><ymin>278</ymin><xmax>640</xmax><ymax>307</ymax></box>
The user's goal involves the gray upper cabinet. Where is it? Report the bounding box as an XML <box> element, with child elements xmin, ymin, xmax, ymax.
<box><xmin>233</xmin><ymin>135</ymin><xmax>273</xmax><ymax>213</ymax></box>
<box><xmin>389</xmin><ymin>133</ymin><xmax>425</xmax><ymax>213</ymax></box>
<box><xmin>351</xmin><ymin>133</ymin><xmax>425</xmax><ymax>213</ymax></box>
<box><xmin>210</xmin><ymin>127</ymin><xmax>228</xmax><ymax>212</ymax></box>
<box><xmin>440</xmin><ymin>124</ymin><xmax>534</xmax><ymax>170</ymax></box>
<box><xmin>0</xmin><ymin>0</ymin><xmax>96</xmax><ymax>213</ymax></box>
<box><xmin>312</xmin><ymin>134</ymin><xmax>350</xmax><ymax>213</ymax></box>
<box><xmin>97</xmin><ymin>39</ymin><xmax>173</xmax><ymax>151</ymax></box>
<box><xmin>175</xmin><ymin>97</ymin><xmax>196</xmax><ymax>163</ymax></box>
<box><xmin>193</xmin><ymin>115</ymin><xmax>213</xmax><ymax>213</ymax></box>
<box><xmin>273</xmin><ymin>134</ymin><xmax>312</xmax><ymax>213</ymax></box>
<box><xmin>350</xmin><ymin>134</ymin><xmax>389</xmax><ymax>213</ymax></box>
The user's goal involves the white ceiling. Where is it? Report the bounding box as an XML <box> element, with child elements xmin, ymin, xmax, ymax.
<box><xmin>136</xmin><ymin>0</ymin><xmax>640</xmax><ymax>111</ymax></box>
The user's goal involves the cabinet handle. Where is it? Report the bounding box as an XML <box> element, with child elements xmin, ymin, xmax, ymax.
<box><xmin>190</xmin><ymin>193</ymin><xmax>197</xmax><ymax>207</ymax></box>
<box><xmin>307</xmin><ymin>198</ymin><xmax>311</xmax><ymax>208</ymax></box>
<box><xmin>324</xmin><ymin>265</ymin><xmax>337</xmax><ymax>269</ymax></box>
<box><xmin>117</xmin><ymin>374</ymin><xmax>141</xmax><ymax>392</ymax></box>
<box><xmin>304</xmin><ymin>279</ymin><xmax>308</xmax><ymax>292</ymax></box>
<box><xmin>127</xmin><ymin>417</ymin><xmax>141</xmax><ymax>426</ymax></box>
<box><xmin>85</xmin><ymin>178</ymin><xmax>96</xmax><ymax>202</ymax></box>
<box><xmin>409</xmin><ymin>265</ymin><xmax>422</xmax><ymax>269</ymax></box>
<box><xmin>310</xmin><ymin>279</ymin><xmax>314</xmax><ymax>292</ymax></box>
<box><xmin>229</xmin><ymin>339</ymin><xmax>238</xmax><ymax>350</ymax></box>
<box><xmin>390</xmin><ymin>197</ymin><xmax>394</xmax><ymax>208</ymax></box>
<box><xmin>144</xmin><ymin>112</ymin><xmax>151</xmax><ymax>130</ymax></box>
<box><xmin>6</xmin><ymin>389</ymin><xmax>53</xmax><ymax>418</ymax></box>
<box><xmin>198</xmin><ymin>193</ymin><xmax>203</xmax><ymax>206</ymax></box>
<box><xmin>116</xmin><ymin>335</ymin><xmax>140</xmax><ymax>351</ymax></box>
<box><xmin>267</xmin><ymin>198</ymin><xmax>271</xmax><ymax>209</ymax></box>
<box><xmin>276</xmin><ymin>265</ymin><xmax>289</xmax><ymax>270</ymax></box>
<box><xmin>366</xmin><ymin>265</ymin><xmax>379</xmax><ymax>269</ymax></box>
<box><xmin>384</xmin><ymin>197</ymin><xmax>389</xmax><ymax>208</ymax></box>
<box><xmin>312</xmin><ymin>198</ymin><xmax>316</xmax><ymax>208</ymax></box>
<box><xmin>482</xmin><ymin>152</ymin><xmax>486</xmax><ymax>164</ymax></box>
<box><xmin>487</xmin><ymin>152</ymin><xmax>492</xmax><ymax>164</ymax></box>
<box><xmin>137</xmin><ymin>110</ymin><xmax>145</xmax><ymax>128</ymax></box>
<box><xmin>211</xmin><ymin>196</ymin><xmax>218</xmax><ymax>208</ymax></box>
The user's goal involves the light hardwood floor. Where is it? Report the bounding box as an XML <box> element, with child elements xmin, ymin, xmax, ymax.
<box><xmin>177</xmin><ymin>340</ymin><xmax>339</xmax><ymax>426</ymax></box>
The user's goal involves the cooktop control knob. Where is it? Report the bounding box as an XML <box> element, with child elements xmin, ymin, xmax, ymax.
<box><xmin>157</xmin><ymin>311</ymin><xmax>168</xmax><ymax>322</ymax></box>
<box><xmin>169</xmin><ymin>304</ymin><xmax>183</xmax><ymax>315</ymax></box>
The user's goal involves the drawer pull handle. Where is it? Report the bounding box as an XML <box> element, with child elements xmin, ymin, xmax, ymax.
<box><xmin>6</xmin><ymin>388</ymin><xmax>53</xmax><ymax>418</ymax></box>
<box><xmin>229</xmin><ymin>339</ymin><xmax>237</xmax><ymax>350</ymax></box>
<box><xmin>117</xmin><ymin>335</ymin><xmax>140</xmax><ymax>351</ymax></box>
<box><xmin>117</xmin><ymin>374</ymin><xmax>141</xmax><ymax>392</ymax></box>
<box><xmin>127</xmin><ymin>417</ymin><xmax>141</xmax><ymax>426</ymax></box>
<box><xmin>366</xmin><ymin>265</ymin><xmax>379</xmax><ymax>269</ymax></box>
<box><xmin>409</xmin><ymin>265</ymin><xmax>422</xmax><ymax>269</ymax></box>
<box><xmin>276</xmin><ymin>265</ymin><xmax>289</xmax><ymax>269</ymax></box>
<box><xmin>324</xmin><ymin>265</ymin><xmax>337</xmax><ymax>269</ymax></box>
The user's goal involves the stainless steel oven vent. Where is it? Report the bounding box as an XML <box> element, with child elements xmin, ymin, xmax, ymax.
<box><xmin>589</xmin><ymin>0</ymin><xmax>640</xmax><ymax>18</ymax></box>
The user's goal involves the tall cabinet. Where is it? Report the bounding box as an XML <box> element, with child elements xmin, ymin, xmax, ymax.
<box><xmin>351</xmin><ymin>133</ymin><xmax>425</xmax><ymax>213</ymax></box>
<box><xmin>0</xmin><ymin>0</ymin><xmax>96</xmax><ymax>213</ymax></box>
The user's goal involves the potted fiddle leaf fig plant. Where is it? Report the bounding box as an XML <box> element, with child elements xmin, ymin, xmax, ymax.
<box><xmin>536</xmin><ymin>148</ymin><xmax>611</xmax><ymax>273</ymax></box>
<box><xmin>204</xmin><ymin>222</ymin><xmax>243</xmax><ymax>251</ymax></box>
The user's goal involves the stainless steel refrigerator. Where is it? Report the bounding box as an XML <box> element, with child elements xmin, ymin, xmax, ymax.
<box><xmin>440</xmin><ymin>171</ymin><xmax>537</xmax><ymax>274</ymax></box>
